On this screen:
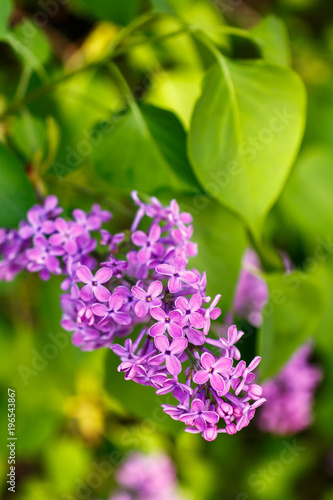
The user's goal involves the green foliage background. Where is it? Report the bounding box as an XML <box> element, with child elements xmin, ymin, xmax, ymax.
<box><xmin>0</xmin><ymin>0</ymin><xmax>333</xmax><ymax>499</ymax></box>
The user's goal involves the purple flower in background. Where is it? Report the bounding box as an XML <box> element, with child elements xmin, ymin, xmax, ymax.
<box><xmin>26</xmin><ymin>235</ymin><xmax>64</xmax><ymax>279</ymax></box>
<box><xmin>18</xmin><ymin>206</ymin><xmax>55</xmax><ymax>240</ymax></box>
<box><xmin>90</xmin><ymin>203</ymin><xmax>112</xmax><ymax>222</ymax></box>
<box><xmin>193</xmin><ymin>352</ymin><xmax>233</xmax><ymax>392</ymax></box>
<box><xmin>114</xmin><ymin>452</ymin><xmax>183</xmax><ymax>500</ymax></box>
<box><xmin>149</xmin><ymin>307</ymin><xmax>182</xmax><ymax>338</ymax></box>
<box><xmin>72</xmin><ymin>208</ymin><xmax>102</xmax><ymax>231</ymax></box>
<box><xmin>149</xmin><ymin>335</ymin><xmax>188</xmax><ymax>375</ymax></box>
<box><xmin>49</xmin><ymin>218</ymin><xmax>83</xmax><ymax>254</ymax></box>
<box><xmin>132</xmin><ymin>224</ymin><xmax>163</xmax><ymax>263</ymax></box>
<box><xmin>156</xmin><ymin>257</ymin><xmax>198</xmax><ymax>293</ymax></box>
<box><xmin>258</xmin><ymin>343</ymin><xmax>322</xmax><ymax>435</ymax></box>
<box><xmin>132</xmin><ymin>280</ymin><xmax>163</xmax><ymax>317</ymax></box>
<box><xmin>232</xmin><ymin>248</ymin><xmax>269</xmax><ymax>328</ymax></box>
<box><xmin>76</xmin><ymin>265</ymin><xmax>112</xmax><ymax>302</ymax></box>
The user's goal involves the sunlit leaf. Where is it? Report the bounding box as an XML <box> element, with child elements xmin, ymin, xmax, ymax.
<box><xmin>189</xmin><ymin>44</ymin><xmax>306</xmax><ymax>234</ymax></box>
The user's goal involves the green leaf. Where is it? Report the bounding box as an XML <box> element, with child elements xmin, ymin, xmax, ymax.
<box><xmin>0</xmin><ymin>143</ymin><xmax>36</xmax><ymax>228</ymax></box>
<box><xmin>93</xmin><ymin>103</ymin><xmax>199</xmax><ymax>193</ymax></box>
<box><xmin>44</xmin><ymin>439</ymin><xmax>91</xmax><ymax>494</ymax></box>
<box><xmin>150</xmin><ymin>0</ymin><xmax>175</xmax><ymax>13</ymax></box>
<box><xmin>277</xmin><ymin>146</ymin><xmax>333</xmax><ymax>251</ymax></box>
<box><xmin>10</xmin><ymin>111</ymin><xmax>46</xmax><ymax>161</ymax></box>
<box><xmin>188</xmin><ymin>45</ymin><xmax>306</xmax><ymax>234</ymax></box>
<box><xmin>80</xmin><ymin>0</ymin><xmax>143</xmax><ymax>25</ymax></box>
<box><xmin>251</xmin><ymin>15</ymin><xmax>291</xmax><ymax>66</ymax></box>
<box><xmin>6</xmin><ymin>19</ymin><xmax>50</xmax><ymax>79</ymax></box>
<box><xmin>179</xmin><ymin>196</ymin><xmax>247</xmax><ymax>310</ymax></box>
<box><xmin>258</xmin><ymin>271</ymin><xmax>326</xmax><ymax>379</ymax></box>
<box><xmin>0</xmin><ymin>0</ymin><xmax>12</xmax><ymax>39</ymax></box>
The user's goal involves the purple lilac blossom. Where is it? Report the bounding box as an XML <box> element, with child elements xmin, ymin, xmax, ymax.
<box><xmin>0</xmin><ymin>192</ymin><xmax>265</xmax><ymax>440</ymax></box>
<box><xmin>108</xmin><ymin>452</ymin><xmax>185</xmax><ymax>500</ymax></box>
<box><xmin>229</xmin><ymin>248</ymin><xmax>269</xmax><ymax>328</ymax></box>
<box><xmin>258</xmin><ymin>343</ymin><xmax>322</xmax><ymax>435</ymax></box>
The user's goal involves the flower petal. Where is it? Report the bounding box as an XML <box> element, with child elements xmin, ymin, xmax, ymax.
<box><xmin>150</xmin><ymin>306</ymin><xmax>165</xmax><ymax>321</ymax></box>
<box><xmin>214</xmin><ymin>357</ymin><xmax>233</xmax><ymax>374</ymax></box>
<box><xmin>76</xmin><ymin>265</ymin><xmax>93</xmax><ymax>284</ymax></box>
<box><xmin>168</xmin><ymin>321</ymin><xmax>182</xmax><ymax>339</ymax></box>
<box><xmin>135</xmin><ymin>301</ymin><xmax>149</xmax><ymax>317</ymax></box>
<box><xmin>148</xmin><ymin>280</ymin><xmax>163</xmax><ymax>297</ymax></box>
<box><xmin>95</xmin><ymin>267</ymin><xmax>112</xmax><ymax>284</ymax></box>
<box><xmin>173</xmin><ymin>257</ymin><xmax>186</xmax><ymax>272</ymax></box>
<box><xmin>149</xmin><ymin>224</ymin><xmax>161</xmax><ymax>243</ymax></box>
<box><xmin>166</xmin><ymin>355</ymin><xmax>182</xmax><ymax>376</ymax></box>
<box><xmin>211</xmin><ymin>373</ymin><xmax>225</xmax><ymax>392</ymax></box>
<box><xmin>149</xmin><ymin>353</ymin><xmax>166</xmax><ymax>366</ymax></box>
<box><xmin>113</xmin><ymin>311</ymin><xmax>131</xmax><ymax>325</ymax></box>
<box><xmin>92</xmin><ymin>303</ymin><xmax>108</xmax><ymax>316</ymax></box>
<box><xmin>190</xmin><ymin>312</ymin><xmax>205</xmax><ymax>329</ymax></box>
<box><xmin>155</xmin><ymin>263</ymin><xmax>174</xmax><ymax>277</ymax></box>
<box><xmin>109</xmin><ymin>292</ymin><xmax>123</xmax><ymax>311</ymax></box>
<box><xmin>94</xmin><ymin>284</ymin><xmax>111</xmax><ymax>302</ymax></box>
<box><xmin>132</xmin><ymin>230</ymin><xmax>148</xmax><ymax>247</ymax></box>
<box><xmin>193</xmin><ymin>370</ymin><xmax>209</xmax><ymax>385</ymax></box>
<box><xmin>154</xmin><ymin>334</ymin><xmax>169</xmax><ymax>352</ymax></box>
<box><xmin>180</xmin><ymin>270</ymin><xmax>198</xmax><ymax>284</ymax></box>
<box><xmin>149</xmin><ymin>322</ymin><xmax>166</xmax><ymax>337</ymax></box>
<box><xmin>80</xmin><ymin>284</ymin><xmax>93</xmax><ymax>301</ymax></box>
<box><xmin>168</xmin><ymin>276</ymin><xmax>181</xmax><ymax>293</ymax></box>
<box><xmin>170</xmin><ymin>337</ymin><xmax>188</xmax><ymax>354</ymax></box>
<box><xmin>201</xmin><ymin>352</ymin><xmax>215</xmax><ymax>370</ymax></box>
<box><xmin>189</xmin><ymin>293</ymin><xmax>202</xmax><ymax>311</ymax></box>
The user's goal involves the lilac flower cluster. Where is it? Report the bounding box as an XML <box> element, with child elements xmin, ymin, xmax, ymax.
<box><xmin>0</xmin><ymin>192</ymin><xmax>265</xmax><ymax>440</ymax></box>
<box><xmin>108</xmin><ymin>452</ymin><xmax>184</xmax><ymax>500</ymax></box>
<box><xmin>258</xmin><ymin>343</ymin><xmax>322</xmax><ymax>435</ymax></box>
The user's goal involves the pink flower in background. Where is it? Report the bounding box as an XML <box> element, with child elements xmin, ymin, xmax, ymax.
<box><xmin>232</xmin><ymin>248</ymin><xmax>269</xmax><ymax>328</ymax></box>
<box><xmin>109</xmin><ymin>452</ymin><xmax>185</xmax><ymax>500</ymax></box>
<box><xmin>258</xmin><ymin>343</ymin><xmax>322</xmax><ymax>435</ymax></box>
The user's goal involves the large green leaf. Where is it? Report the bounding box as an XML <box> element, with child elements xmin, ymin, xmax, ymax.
<box><xmin>0</xmin><ymin>0</ymin><xmax>12</xmax><ymax>39</ymax></box>
<box><xmin>188</xmin><ymin>49</ymin><xmax>306</xmax><ymax>234</ymax></box>
<box><xmin>93</xmin><ymin>103</ymin><xmax>199</xmax><ymax>193</ymax></box>
<box><xmin>251</xmin><ymin>16</ymin><xmax>291</xmax><ymax>66</ymax></box>
<box><xmin>0</xmin><ymin>143</ymin><xmax>36</xmax><ymax>228</ymax></box>
<box><xmin>258</xmin><ymin>271</ymin><xmax>326</xmax><ymax>379</ymax></box>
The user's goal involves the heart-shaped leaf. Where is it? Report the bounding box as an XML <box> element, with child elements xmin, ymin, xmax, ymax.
<box><xmin>188</xmin><ymin>43</ymin><xmax>306</xmax><ymax>234</ymax></box>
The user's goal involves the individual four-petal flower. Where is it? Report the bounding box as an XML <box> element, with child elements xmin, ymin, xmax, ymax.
<box><xmin>132</xmin><ymin>280</ymin><xmax>163</xmax><ymax>317</ymax></box>
<box><xmin>155</xmin><ymin>257</ymin><xmax>198</xmax><ymax>293</ymax></box>
<box><xmin>149</xmin><ymin>307</ymin><xmax>182</xmax><ymax>338</ymax></box>
<box><xmin>193</xmin><ymin>352</ymin><xmax>233</xmax><ymax>392</ymax></box>
<box><xmin>149</xmin><ymin>335</ymin><xmax>188</xmax><ymax>376</ymax></box>
<box><xmin>76</xmin><ymin>265</ymin><xmax>112</xmax><ymax>302</ymax></box>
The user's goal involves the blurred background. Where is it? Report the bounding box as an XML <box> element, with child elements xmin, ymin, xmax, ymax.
<box><xmin>1</xmin><ymin>0</ymin><xmax>333</xmax><ymax>499</ymax></box>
